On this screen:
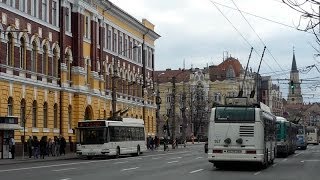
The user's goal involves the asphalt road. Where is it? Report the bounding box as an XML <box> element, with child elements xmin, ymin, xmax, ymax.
<box><xmin>0</xmin><ymin>144</ymin><xmax>319</xmax><ymax>180</ymax></box>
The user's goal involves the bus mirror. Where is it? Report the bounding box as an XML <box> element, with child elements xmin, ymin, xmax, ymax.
<box><xmin>224</xmin><ymin>138</ymin><xmax>231</xmax><ymax>144</ymax></box>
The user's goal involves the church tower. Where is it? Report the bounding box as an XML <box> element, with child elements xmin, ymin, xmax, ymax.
<box><xmin>287</xmin><ymin>50</ymin><xmax>303</xmax><ymax>104</ymax></box>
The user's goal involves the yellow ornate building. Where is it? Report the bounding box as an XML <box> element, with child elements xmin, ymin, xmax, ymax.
<box><xmin>0</xmin><ymin>0</ymin><xmax>160</xmax><ymax>158</ymax></box>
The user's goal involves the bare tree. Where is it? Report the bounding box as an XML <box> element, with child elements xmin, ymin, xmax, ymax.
<box><xmin>282</xmin><ymin>0</ymin><xmax>320</xmax><ymax>52</ymax></box>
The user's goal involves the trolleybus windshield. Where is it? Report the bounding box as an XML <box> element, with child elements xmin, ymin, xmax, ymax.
<box><xmin>215</xmin><ymin>107</ymin><xmax>255</xmax><ymax>123</ymax></box>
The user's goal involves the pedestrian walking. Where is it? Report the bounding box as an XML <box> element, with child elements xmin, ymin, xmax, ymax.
<box><xmin>27</xmin><ymin>136</ymin><xmax>33</xmax><ymax>158</ymax></box>
<box><xmin>54</xmin><ymin>136</ymin><xmax>60</xmax><ymax>156</ymax></box>
<box><xmin>40</xmin><ymin>136</ymin><xmax>47</xmax><ymax>159</ymax></box>
<box><xmin>60</xmin><ymin>135</ymin><xmax>66</xmax><ymax>155</ymax></box>
<box><xmin>33</xmin><ymin>136</ymin><xmax>40</xmax><ymax>159</ymax></box>
<box><xmin>9</xmin><ymin>136</ymin><xmax>15</xmax><ymax>159</ymax></box>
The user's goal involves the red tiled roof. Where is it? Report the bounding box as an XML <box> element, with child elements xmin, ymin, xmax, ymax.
<box><xmin>209</xmin><ymin>57</ymin><xmax>243</xmax><ymax>81</ymax></box>
<box><xmin>154</xmin><ymin>69</ymin><xmax>192</xmax><ymax>83</ymax></box>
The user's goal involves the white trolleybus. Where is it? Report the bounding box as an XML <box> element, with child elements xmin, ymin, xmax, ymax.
<box><xmin>208</xmin><ymin>97</ymin><xmax>277</xmax><ymax>169</ymax></box>
<box><xmin>76</xmin><ymin>118</ymin><xmax>147</xmax><ymax>159</ymax></box>
<box><xmin>307</xmin><ymin>126</ymin><xmax>319</xmax><ymax>145</ymax></box>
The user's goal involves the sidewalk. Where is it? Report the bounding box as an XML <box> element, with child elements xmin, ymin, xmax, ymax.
<box><xmin>0</xmin><ymin>153</ymin><xmax>77</xmax><ymax>166</ymax></box>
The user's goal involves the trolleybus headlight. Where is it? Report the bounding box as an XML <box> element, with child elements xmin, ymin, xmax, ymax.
<box><xmin>224</xmin><ymin>138</ymin><xmax>231</xmax><ymax>144</ymax></box>
<box><xmin>236</xmin><ymin>138</ymin><xmax>243</xmax><ymax>144</ymax></box>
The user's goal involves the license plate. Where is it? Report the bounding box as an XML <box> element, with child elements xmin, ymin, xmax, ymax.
<box><xmin>226</xmin><ymin>150</ymin><xmax>242</xmax><ymax>153</ymax></box>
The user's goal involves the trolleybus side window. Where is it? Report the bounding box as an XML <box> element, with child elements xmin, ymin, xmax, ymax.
<box><xmin>109</xmin><ymin>126</ymin><xmax>145</xmax><ymax>142</ymax></box>
<box><xmin>215</xmin><ymin>107</ymin><xmax>255</xmax><ymax>123</ymax></box>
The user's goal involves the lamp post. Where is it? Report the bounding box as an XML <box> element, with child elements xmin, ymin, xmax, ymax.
<box><xmin>111</xmin><ymin>45</ymin><xmax>141</xmax><ymax>120</ymax></box>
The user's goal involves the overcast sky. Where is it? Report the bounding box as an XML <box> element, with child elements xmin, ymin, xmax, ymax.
<box><xmin>110</xmin><ymin>0</ymin><xmax>320</xmax><ymax>102</ymax></box>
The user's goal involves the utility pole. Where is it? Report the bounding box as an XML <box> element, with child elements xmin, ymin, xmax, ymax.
<box><xmin>156</xmin><ymin>77</ymin><xmax>162</xmax><ymax>136</ymax></box>
<box><xmin>181</xmin><ymin>81</ymin><xmax>187</xmax><ymax>146</ymax></box>
<box><xmin>171</xmin><ymin>76</ymin><xmax>176</xmax><ymax>149</ymax></box>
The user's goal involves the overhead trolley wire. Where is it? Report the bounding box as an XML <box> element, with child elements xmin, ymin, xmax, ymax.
<box><xmin>209</xmin><ymin>0</ymin><xmax>277</xmax><ymax>74</ymax></box>
<box><xmin>231</xmin><ymin>0</ymin><xmax>286</xmax><ymax>72</ymax></box>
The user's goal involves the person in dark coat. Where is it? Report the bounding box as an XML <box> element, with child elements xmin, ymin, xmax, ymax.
<box><xmin>59</xmin><ymin>135</ymin><xmax>66</xmax><ymax>155</ymax></box>
<box><xmin>40</xmin><ymin>136</ymin><xmax>47</xmax><ymax>159</ymax></box>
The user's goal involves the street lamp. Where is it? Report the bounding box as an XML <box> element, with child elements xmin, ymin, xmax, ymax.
<box><xmin>111</xmin><ymin>44</ymin><xmax>141</xmax><ymax>120</ymax></box>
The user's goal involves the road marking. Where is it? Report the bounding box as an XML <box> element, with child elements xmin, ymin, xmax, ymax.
<box><xmin>60</xmin><ymin>178</ymin><xmax>71</xmax><ymax>180</ymax></box>
<box><xmin>195</xmin><ymin>157</ymin><xmax>203</xmax><ymax>159</ymax></box>
<box><xmin>190</xmin><ymin>169</ymin><xmax>204</xmax><ymax>174</ymax></box>
<box><xmin>169</xmin><ymin>157</ymin><xmax>182</xmax><ymax>160</ymax></box>
<box><xmin>294</xmin><ymin>153</ymin><xmax>302</xmax><ymax>157</ymax></box>
<box><xmin>282</xmin><ymin>158</ymin><xmax>288</xmax><ymax>162</ymax></box>
<box><xmin>301</xmin><ymin>160</ymin><xmax>320</xmax><ymax>162</ymax></box>
<box><xmin>121</xmin><ymin>167</ymin><xmax>139</xmax><ymax>171</ymax></box>
<box><xmin>52</xmin><ymin>168</ymin><xmax>76</xmax><ymax>172</ymax></box>
<box><xmin>0</xmin><ymin>151</ymin><xmax>189</xmax><ymax>173</ymax></box>
<box><xmin>272</xmin><ymin>163</ymin><xmax>277</xmax><ymax>167</ymax></box>
<box><xmin>114</xmin><ymin>161</ymin><xmax>129</xmax><ymax>164</ymax></box>
<box><xmin>152</xmin><ymin>157</ymin><xmax>162</xmax><ymax>160</ymax></box>
<box><xmin>167</xmin><ymin>161</ymin><xmax>179</xmax><ymax>164</ymax></box>
<box><xmin>254</xmin><ymin>171</ymin><xmax>261</xmax><ymax>176</ymax></box>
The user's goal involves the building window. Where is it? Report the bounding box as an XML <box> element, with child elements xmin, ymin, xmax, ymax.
<box><xmin>8</xmin><ymin>0</ymin><xmax>15</xmax><ymax>8</ymax></box>
<box><xmin>84</xmin><ymin>15</ymin><xmax>90</xmax><ymax>39</ymax></box>
<box><xmin>32</xmin><ymin>0</ymin><xmax>38</xmax><ymax>17</ymax></box>
<box><xmin>65</xmin><ymin>7</ymin><xmax>71</xmax><ymax>32</ymax></box>
<box><xmin>20</xmin><ymin>99</ymin><xmax>26</xmax><ymax>127</ymax></box>
<box><xmin>113</xmin><ymin>32</ymin><xmax>117</xmax><ymax>53</ymax></box>
<box><xmin>148</xmin><ymin>49</ymin><xmax>152</xmax><ymax>68</ymax></box>
<box><xmin>19</xmin><ymin>37</ymin><xmax>26</xmax><ymax>69</ymax></box>
<box><xmin>119</xmin><ymin>35</ymin><xmax>123</xmax><ymax>55</ymax></box>
<box><xmin>32</xmin><ymin>100</ymin><xmax>37</xmax><ymax>127</ymax></box>
<box><xmin>129</xmin><ymin>41</ymin><xmax>132</xmax><ymax>59</ymax></box>
<box><xmin>66</xmin><ymin>51</ymin><xmax>72</xmax><ymax>82</ymax></box>
<box><xmin>52</xmin><ymin>48</ymin><xmax>58</xmax><ymax>77</ymax></box>
<box><xmin>133</xmin><ymin>42</ymin><xmax>137</xmax><ymax>61</ymax></box>
<box><xmin>68</xmin><ymin>105</ymin><xmax>72</xmax><ymax>129</ymax></box>
<box><xmin>7</xmin><ymin>33</ymin><xmax>14</xmax><ymax>66</ymax></box>
<box><xmin>31</xmin><ymin>41</ymin><xmax>37</xmax><ymax>72</ymax></box>
<box><xmin>52</xmin><ymin>1</ymin><xmax>57</xmax><ymax>26</ymax></box>
<box><xmin>42</xmin><ymin>45</ymin><xmax>48</xmax><ymax>75</ymax></box>
<box><xmin>54</xmin><ymin>103</ymin><xmax>58</xmax><ymax>128</ymax></box>
<box><xmin>107</xmin><ymin>29</ymin><xmax>112</xmax><ymax>50</ymax></box>
<box><xmin>41</xmin><ymin>0</ymin><xmax>47</xmax><ymax>21</ymax></box>
<box><xmin>97</xmin><ymin>22</ymin><xmax>100</xmax><ymax>45</ymax></box>
<box><xmin>86</xmin><ymin>59</ymin><xmax>91</xmax><ymax>85</ymax></box>
<box><xmin>43</xmin><ymin>102</ymin><xmax>48</xmax><ymax>128</ymax></box>
<box><xmin>7</xmin><ymin>97</ymin><xmax>13</xmax><ymax>116</ymax></box>
<box><xmin>19</xmin><ymin>0</ymin><xmax>26</xmax><ymax>12</ymax></box>
<box><xmin>138</xmin><ymin>45</ymin><xmax>142</xmax><ymax>63</ymax></box>
<box><xmin>124</xmin><ymin>38</ymin><xmax>128</xmax><ymax>57</ymax></box>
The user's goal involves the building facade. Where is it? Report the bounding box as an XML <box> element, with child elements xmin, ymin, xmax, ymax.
<box><xmin>261</xmin><ymin>76</ymin><xmax>283</xmax><ymax>116</ymax></box>
<box><xmin>0</xmin><ymin>0</ymin><xmax>160</xmax><ymax>158</ymax></box>
<box><xmin>155</xmin><ymin>57</ymin><xmax>257</xmax><ymax>141</ymax></box>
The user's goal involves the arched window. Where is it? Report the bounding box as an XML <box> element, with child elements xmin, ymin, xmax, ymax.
<box><xmin>54</xmin><ymin>103</ymin><xmax>58</xmax><ymax>128</ymax></box>
<box><xmin>20</xmin><ymin>99</ymin><xmax>26</xmax><ymax>126</ymax></box>
<box><xmin>32</xmin><ymin>100</ymin><xmax>37</xmax><ymax>127</ymax></box>
<box><xmin>68</xmin><ymin>105</ymin><xmax>72</xmax><ymax>130</ymax></box>
<box><xmin>31</xmin><ymin>41</ymin><xmax>37</xmax><ymax>72</ymax></box>
<box><xmin>42</xmin><ymin>45</ymin><xmax>48</xmax><ymax>75</ymax></box>
<box><xmin>52</xmin><ymin>48</ymin><xmax>58</xmax><ymax>77</ymax></box>
<box><xmin>43</xmin><ymin>102</ymin><xmax>48</xmax><ymax>128</ymax></box>
<box><xmin>7</xmin><ymin>33</ymin><xmax>14</xmax><ymax>66</ymax></box>
<box><xmin>20</xmin><ymin>37</ymin><xmax>26</xmax><ymax>69</ymax></box>
<box><xmin>66</xmin><ymin>52</ymin><xmax>72</xmax><ymax>82</ymax></box>
<box><xmin>7</xmin><ymin>97</ymin><xmax>13</xmax><ymax>116</ymax></box>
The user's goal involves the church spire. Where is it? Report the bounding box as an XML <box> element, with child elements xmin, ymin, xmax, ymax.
<box><xmin>291</xmin><ymin>47</ymin><xmax>298</xmax><ymax>72</ymax></box>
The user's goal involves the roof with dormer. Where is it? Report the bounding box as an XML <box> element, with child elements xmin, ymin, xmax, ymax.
<box><xmin>208</xmin><ymin>57</ymin><xmax>244</xmax><ymax>81</ymax></box>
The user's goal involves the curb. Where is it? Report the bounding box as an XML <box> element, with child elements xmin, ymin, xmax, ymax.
<box><xmin>0</xmin><ymin>155</ymin><xmax>78</xmax><ymax>166</ymax></box>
